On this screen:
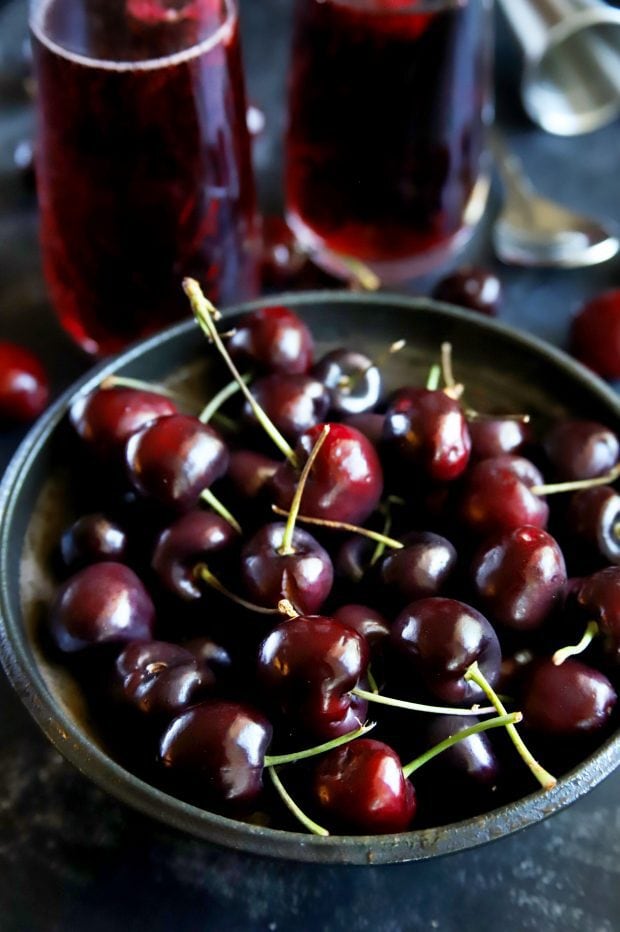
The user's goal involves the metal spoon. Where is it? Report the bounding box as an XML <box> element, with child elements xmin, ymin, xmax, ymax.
<box><xmin>491</xmin><ymin>133</ymin><xmax>619</xmax><ymax>268</ymax></box>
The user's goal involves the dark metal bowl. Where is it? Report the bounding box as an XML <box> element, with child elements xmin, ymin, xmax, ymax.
<box><xmin>1</xmin><ymin>291</ymin><xmax>620</xmax><ymax>865</ymax></box>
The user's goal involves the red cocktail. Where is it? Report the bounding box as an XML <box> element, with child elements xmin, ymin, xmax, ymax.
<box><xmin>31</xmin><ymin>0</ymin><xmax>258</xmax><ymax>355</ymax></box>
<box><xmin>285</xmin><ymin>0</ymin><xmax>493</xmax><ymax>282</ymax></box>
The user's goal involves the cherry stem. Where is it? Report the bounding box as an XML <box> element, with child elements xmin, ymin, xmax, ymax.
<box><xmin>100</xmin><ymin>375</ymin><xmax>189</xmax><ymax>405</ymax></box>
<box><xmin>439</xmin><ymin>343</ymin><xmax>530</xmax><ymax>423</ymax></box>
<box><xmin>198</xmin><ymin>375</ymin><xmax>250</xmax><ymax>425</ymax></box>
<box><xmin>351</xmin><ymin>686</ymin><xmax>496</xmax><ymax>717</ymax></box>
<box><xmin>441</xmin><ymin>342</ymin><xmax>457</xmax><ymax>390</ymax></box>
<box><xmin>464</xmin><ymin>661</ymin><xmax>557</xmax><ymax>790</ymax></box>
<box><xmin>339</xmin><ymin>255</ymin><xmax>381</xmax><ymax>292</ymax></box>
<box><xmin>370</xmin><ymin>498</ymin><xmax>400</xmax><ymax>566</ymax></box>
<box><xmin>402</xmin><ymin>712</ymin><xmax>522</xmax><ymax>778</ymax></box>
<box><xmin>268</xmin><ymin>767</ymin><xmax>329</xmax><ymax>837</ymax></box>
<box><xmin>426</xmin><ymin>365</ymin><xmax>441</xmax><ymax>391</ymax></box>
<box><xmin>338</xmin><ymin>340</ymin><xmax>406</xmax><ymax>390</ymax></box>
<box><xmin>183</xmin><ymin>278</ymin><xmax>297</xmax><ymax>466</ymax></box>
<box><xmin>552</xmin><ymin>621</ymin><xmax>600</xmax><ymax>666</ymax></box>
<box><xmin>195</xmin><ymin>563</ymin><xmax>281</xmax><ymax>615</ymax></box>
<box><xmin>271</xmin><ymin>506</ymin><xmax>403</xmax><ymax>550</ymax></box>
<box><xmin>531</xmin><ymin>464</ymin><xmax>620</xmax><ymax>496</ymax></box>
<box><xmin>366</xmin><ymin>666</ymin><xmax>380</xmax><ymax>695</ymax></box>
<box><xmin>264</xmin><ymin>721</ymin><xmax>375</xmax><ymax>767</ymax></box>
<box><xmin>199</xmin><ymin>488</ymin><xmax>242</xmax><ymax>535</ymax></box>
<box><xmin>279</xmin><ymin>425</ymin><xmax>331</xmax><ymax>556</ymax></box>
<box><xmin>466</xmin><ymin>411</ymin><xmax>530</xmax><ymax>424</ymax></box>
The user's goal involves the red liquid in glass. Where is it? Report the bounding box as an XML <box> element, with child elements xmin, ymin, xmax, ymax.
<box><xmin>285</xmin><ymin>0</ymin><xmax>492</xmax><ymax>280</ymax></box>
<box><xmin>31</xmin><ymin>0</ymin><xmax>258</xmax><ymax>355</ymax></box>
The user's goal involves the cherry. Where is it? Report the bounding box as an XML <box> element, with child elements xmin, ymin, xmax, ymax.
<box><xmin>70</xmin><ymin>385</ymin><xmax>177</xmax><ymax>461</ymax></box>
<box><xmin>152</xmin><ymin>510</ymin><xmax>238</xmax><ymax>599</ymax></box>
<box><xmin>380</xmin><ymin>531</ymin><xmax>457</xmax><ymax>602</ymax></box>
<box><xmin>460</xmin><ymin>454</ymin><xmax>549</xmax><ymax>536</ymax></box>
<box><xmin>335</xmin><ymin>536</ymin><xmax>375</xmax><ymax>585</ymax></box>
<box><xmin>312</xmin><ymin>349</ymin><xmax>382</xmax><ymax>416</ymax></box>
<box><xmin>115</xmin><ymin>640</ymin><xmax>211</xmax><ymax>720</ymax></box>
<box><xmin>313</xmin><ymin>739</ymin><xmax>416</xmax><ymax>833</ymax></box>
<box><xmin>272</xmin><ymin>423</ymin><xmax>384</xmax><ymax>526</ymax></box>
<box><xmin>59</xmin><ymin>513</ymin><xmax>128</xmax><ymax>572</ymax></box>
<box><xmin>432</xmin><ymin>265</ymin><xmax>502</xmax><ymax>317</ymax></box>
<box><xmin>566</xmin><ymin>486</ymin><xmax>620</xmax><ymax>564</ymax></box>
<box><xmin>125</xmin><ymin>415</ymin><xmax>229</xmax><ymax>511</ymax></box>
<box><xmin>159</xmin><ymin>700</ymin><xmax>273</xmax><ymax>805</ymax></box>
<box><xmin>50</xmin><ymin>562</ymin><xmax>155</xmax><ymax>653</ymax></box>
<box><xmin>469</xmin><ymin>417</ymin><xmax>531</xmax><ymax>461</ymax></box>
<box><xmin>243</xmin><ymin>373</ymin><xmax>330</xmax><ymax>442</ymax></box>
<box><xmin>0</xmin><ymin>342</ymin><xmax>49</xmax><ymax>424</ymax></box>
<box><xmin>543</xmin><ymin>420</ymin><xmax>619</xmax><ymax>481</ymax></box>
<box><xmin>228</xmin><ymin>449</ymin><xmax>280</xmax><ymax>500</ymax></box>
<box><xmin>570</xmin><ymin>289</ymin><xmax>620</xmax><ymax>378</ymax></box>
<box><xmin>257</xmin><ymin>615</ymin><xmax>369</xmax><ymax>739</ymax></box>
<box><xmin>390</xmin><ymin>598</ymin><xmax>501</xmax><ymax>705</ymax></box>
<box><xmin>577</xmin><ymin>567</ymin><xmax>620</xmax><ymax>661</ymax></box>
<box><xmin>382</xmin><ymin>388</ymin><xmax>471</xmax><ymax>482</ymax></box>
<box><xmin>241</xmin><ymin>523</ymin><xmax>333</xmax><ymax>614</ymax></box>
<box><xmin>227</xmin><ymin>305</ymin><xmax>314</xmax><ymax>375</ymax></box>
<box><xmin>342</xmin><ymin>412</ymin><xmax>385</xmax><ymax>447</ymax></box>
<box><xmin>424</xmin><ymin>714</ymin><xmax>500</xmax><ymax>787</ymax></box>
<box><xmin>522</xmin><ymin>659</ymin><xmax>617</xmax><ymax>734</ymax></box>
<box><xmin>332</xmin><ymin>604</ymin><xmax>390</xmax><ymax>651</ymax></box>
<box><xmin>472</xmin><ymin>526</ymin><xmax>567</xmax><ymax>631</ymax></box>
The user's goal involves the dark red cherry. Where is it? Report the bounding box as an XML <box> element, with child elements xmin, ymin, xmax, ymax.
<box><xmin>390</xmin><ymin>598</ymin><xmax>501</xmax><ymax>705</ymax></box>
<box><xmin>472</xmin><ymin>526</ymin><xmax>567</xmax><ymax>631</ymax></box>
<box><xmin>382</xmin><ymin>388</ymin><xmax>471</xmax><ymax>481</ymax></box>
<box><xmin>69</xmin><ymin>386</ymin><xmax>177</xmax><ymax>460</ymax></box>
<box><xmin>259</xmin><ymin>216</ymin><xmax>310</xmax><ymax>290</ymax></box>
<box><xmin>543</xmin><ymin>420</ymin><xmax>619</xmax><ymax>481</ymax></box>
<box><xmin>228</xmin><ymin>449</ymin><xmax>279</xmax><ymax>500</ymax></box>
<box><xmin>272</xmin><ymin>423</ymin><xmax>383</xmax><ymax>526</ymax></box>
<box><xmin>227</xmin><ymin>305</ymin><xmax>314</xmax><ymax>374</ymax></box>
<box><xmin>432</xmin><ymin>265</ymin><xmax>502</xmax><ymax>316</ymax></box>
<box><xmin>115</xmin><ymin>640</ymin><xmax>208</xmax><ymax>719</ymax></box>
<box><xmin>380</xmin><ymin>531</ymin><xmax>457</xmax><ymax>602</ymax></box>
<box><xmin>0</xmin><ymin>342</ymin><xmax>49</xmax><ymax>424</ymax></box>
<box><xmin>577</xmin><ymin>567</ymin><xmax>620</xmax><ymax>661</ymax></box>
<box><xmin>522</xmin><ymin>659</ymin><xmax>616</xmax><ymax>734</ymax></box>
<box><xmin>314</xmin><ymin>739</ymin><xmax>416</xmax><ymax>833</ymax></box>
<box><xmin>469</xmin><ymin>417</ymin><xmax>531</xmax><ymax>461</ymax></box>
<box><xmin>335</xmin><ymin>536</ymin><xmax>375</xmax><ymax>585</ymax></box>
<box><xmin>257</xmin><ymin>615</ymin><xmax>369</xmax><ymax>739</ymax></box>
<box><xmin>332</xmin><ymin>604</ymin><xmax>390</xmax><ymax>651</ymax></box>
<box><xmin>152</xmin><ymin>510</ymin><xmax>238</xmax><ymax>599</ymax></box>
<box><xmin>182</xmin><ymin>636</ymin><xmax>233</xmax><ymax>683</ymax></box>
<box><xmin>312</xmin><ymin>349</ymin><xmax>382</xmax><ymax>416</ymax></box>
<box><xmin>570</xmin><ymin>289</ymin><xmax>620</xmax><ymax>378</ymax></box>
<box><xmin>424</xmin><ymin>714</ymin><xmax>499</xmax><ymax>786</ymax></box>
<box><xmin>50</xmin><ymin>562</ymin><xmax>155</xmax><ymax>653</ymax></box>
<box><xmin>567</xmin><ymin>486</ymin><xmax>620</xmax><ymax>564</ymax></box>
<box><xmin>342</xmin><ymin>413</ymin><xmax>385</xmax><ymax>447</ymax></box>
<box><xmin>59</xmin><ymin>513</ymin><xmax>128</xmax><ymax>571</ymax></box>
<box><xmin>243</xmin><ymin>373</ymin><xmax>329</xmax><ymax>442</ymax></box>
<box><xmin>240</xmin><ymin>523</ymin><xmax>333</xmax><ymax>614</ymax></box>
<box><xmin>460</xmin><ymin>455</ymin><xmax>549</xmax><ymax>536</ymax></box>
<box><xmin>125</xmin><ymin>415</ymin><xmax>228</xmax><ymax>510</ymax></box>
<box><xmin>159</xmin><ymin>700</ymin><xmax>273</xmax><ymax>804</ymax></box>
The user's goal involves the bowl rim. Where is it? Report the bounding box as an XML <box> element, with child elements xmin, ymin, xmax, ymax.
<box><xmin>2</xmin><ymin>288</ymin><xmax>620</xmax><ymax>865</ymax></box>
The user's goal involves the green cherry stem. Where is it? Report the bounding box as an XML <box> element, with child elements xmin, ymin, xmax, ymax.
<box><xmin>279</xmin><ymin>425</ymin><xmax>330</xmax><ymax>556</ymax></box>
<box><xmin>530</xmin><ymin>464</ymin><xmax>620</xmax><ymax>496</ymax></box>
<box><xmin>268</xmin><ymin>767</ymin><xmax>329</xmax><ymax>837</ymax></box>
<box><xmin>198</xmin><ymin>375</ymin><xmax>250</xmax><ymax>425</ymax></box>
<box><xmin>264</xmin><ymin>722</ymin><xmax>375</xmax><ymax>767</ymax></box>
<box><xmin>366</xmin><ymin>666</ymin><xmax>380</xmax><ymax>695</ymax></box>
<box><xmin>271</xmin><ymin>506</ymin><xmax>403</xmax><ymax>550</ymax></box>
<box><xmin>552</xmin><ymin>621</ymin><xmax>600</xmax><ymax>666</ymax></box>
<box><xmin>199</xmin><ymin>488</ymin><xmax>242</xmax><ymax>534</ymax></box>
<box><xmin>464</xmin><ymin>661</ymin><xmax>557</xmax><ymax>790</ymax></box>
<box><xmin>426</xmin><ymin>364</ymin><xmax>441</xmax><ymax>391</ymax></box>
<box><xmin>351</xmin><ymin>686</ymin><xmax>495</xmax><ymax>717</ymax></box>
<box><xmin>194</xmin><ymin>563</ymin><xmax>281</xmax><ymax>615</ymax></box>
<box><xmin>183</xmin><ymin>278</ymin><xmax>297</xmax><ymax>466</ymax></box>
<box><xmin>402</xmin><ymin>712</ymin><xmax>522</xmax><ymax>778</ymax></box>
<box><xmin>100</xmin><ymin>375</ymin><xmax>190</xmax><ymax>405</ymax></box>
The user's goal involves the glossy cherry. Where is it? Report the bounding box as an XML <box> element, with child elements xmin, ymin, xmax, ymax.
<box><xmin>152</xmin><ymin>510</ymin><xmax>238</xmax><ymax>599</ymax></box>
<box><xmin>335</xmin><ymin>536</ymin><xmax>375</xmax><ymax>585</ymax></box>
<box><xmin>332</xmin><ymin>604</ymin><xmax>390</xmax><ymax>651</ymax></box>
<box><xmin>59</xmin><ymin>513</ymin><xmax>128</xmax><ymax>571</ymax></box>
<box><xmin>313</xmin><ymin>738</ymin><xmax>416</xmax><ymax>833</ymax></box>
<box><xmin>159</xmin><ymin>700</ymin><xmax>273</xmax><ymax>804</ymax></box>
<box><xmin>390</xmin><ymin>597</ymin><xmax>501</xmax><ymax>704</ymax></box>
<box><xmin>243</xmin><ymin>373</ymin><xmax>330</xmax><ymax>442</ymax></box>
<box><xmin>312</xmin><ymin>348</ymin><xmax>382</xmax><ymax>416</ymax></box>
<box><xmin>257</xmin><ymin>615</ymin><xmax>369</xmax><ymax>739</ymax></box>
<box><xmin>382</xmin><ymin>388</ymin><xmax>471</xmax><ymax>482</ymax></box>
<box><xmin>577</xmin><ymin>567</ymin><xmax>620</xmax><ymax>661</ymax></box>
<box><xmin>472</xmin><ymin>526</ymin><xmax>567</xmax><ymax>631</ymax></box>
<box><xmin>567</xmin><ymin>486</ymin><xmax>620</xmax><ymax>564</ymax></box>
<box><xmin>272</xmin><ymin>423</ymin><xmax>383</xmax><ymax>526</ymax></box>
<box><xmin>50</xmin><ymin>561</ymin><xmax>155</xmax><ymax>653</ymax></box>
<box><xmin>0</xmin><ymin>341</ymin><xmax>49</xmax><ymax>424</ymax></box>
<box><xmin>115</xmin><ymin>640</ymin><xmax>210</xmax><ymax>719</ymax></box>
<box><xmin>227</xmin><ymin>449</ymin><xmax>280</xmax><ymax>500</ymax></box>
<box><xmin>241</xmin><ymin>523</ymin><xmax>333</xmax><ymax>614</ymax></box>
<box><xmin>469</xmin><ymin>417</ymin><xmax>531</xmax><ymax>461</ymax></box>
<box><xmin>522</xmin><ymin>659</ymin><xmax>617</xmax><ymax>734</ymax></box>
<box><xmin>342</xmin><ymin>413</ymin><xmax>385</xmax><ymax>447</ymax></box>
<box><xmin>227</xmin><ymin>305</ymin><xmax>314</xmax><ymax>374</ymax></box>
<box><xmin>570</xmin><ymin>289</ymin><xmax>620</xmax><ymax>378</ymax></box>
<box><xmin>460</xmin><ymin>454</ymin><xmax>549</xmax><ymax>536</ymax></box>
<box><xmin>424</xmin><ymin>714</ymin><xmax>500</xmax><ymax>786</ymax></box>
<box><xmin>125</xmin><ymin>414</ymin><xmax>229</xmax><ymax>510</ymax></box>
<box><xmin>432</xmin><ymin>265</ymin><xmax>502</xmax><ymax>317</ymax></box>
<box><xmin>543</xmin><ymin>419</ymin><xmax>619</xmax><ymax>481</ymax></box>
<box><xmin>380</xmin><ymin>531</ymin><xmax>457</xmax><ymax>602</ymax></box>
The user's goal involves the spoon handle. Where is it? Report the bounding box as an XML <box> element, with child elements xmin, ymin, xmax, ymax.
<box><xmin>489</xmin><ymin>131</ymin><xmax>538</xmax><ymax>216</ymax></box>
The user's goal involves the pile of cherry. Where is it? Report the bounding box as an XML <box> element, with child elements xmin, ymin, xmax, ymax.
<box><xmin>45</xmin><ymin>279</ymin><xmax>620</xmax><ymax>837</ymax></box>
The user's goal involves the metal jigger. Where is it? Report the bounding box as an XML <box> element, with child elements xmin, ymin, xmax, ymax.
<box><xmin>498</xmin><ymin>0</ymin><xmax>620</xmax><ymax>134</ymax></box>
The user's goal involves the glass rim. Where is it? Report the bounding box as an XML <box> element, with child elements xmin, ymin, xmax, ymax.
<box><xmin>29</xmin><ymin>0</ymin><xmax>237</xmax><ymax>72</ymax></box>
<box><xmin>324</xmin><ymin>0</ymin><xmax>468</xmax><ymax>14</ymax></box>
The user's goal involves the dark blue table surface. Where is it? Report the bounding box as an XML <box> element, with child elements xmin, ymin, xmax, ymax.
<box><xmin>1</xmin><ymin>1</ymin><xmax>620</xmax><ymax>929</ymax></box>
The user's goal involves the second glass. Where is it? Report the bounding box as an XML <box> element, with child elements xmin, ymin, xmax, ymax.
<box><xmin>285</xmin><ymin>0</ymin><xmax>494</xmax><ymax>283</ymax></box>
